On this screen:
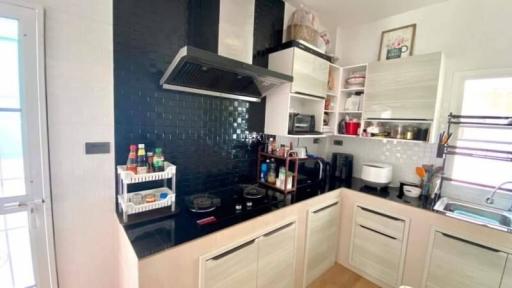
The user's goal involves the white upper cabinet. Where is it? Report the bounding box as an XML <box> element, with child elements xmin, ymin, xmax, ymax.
<box><xmin>269</xmin><ymin>47</ymin><xmax>329</xmax><ymax>98</ymax></box>
<box><xmin>364</xmin><ymin>52</ymin><xmax>444</xmax><ymax>119</ymax></box>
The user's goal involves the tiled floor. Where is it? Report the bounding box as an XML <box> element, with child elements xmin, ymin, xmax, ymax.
<box><xmin>308</xmin><ymin>264</ymin><xmax>380</xmax><ymax>288</ymax></box>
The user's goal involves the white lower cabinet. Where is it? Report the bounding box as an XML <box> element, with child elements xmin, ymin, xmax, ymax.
<box><xmin>351</xmin><ymin>225</ymin><xmax>402</xmax><ymax>286</ymax></box>
<box><xmin>304</xmin><ymin>201</ymin><xmax>341</xmax><ymax>286</ymax></box>
<box><xmin>257</xmin><ymin>222</ymin><xmax>296</xmax><ymax>288</ymax></box>
<box><xmin>201</xmin><ymin>221</ymin><xmax>297</xmax><ymax>288</ymax></box>
<box><xmin>204</xmin><ymin>239</ymin><xmax>258</xmax><ymax>288</ymax></box>
<box><xmin>425</xmin><ymin>231</ymin><xmax>508</xmax><ymax>288</ymax></box>
<box><xmin>350</xmin><ymin>205</ymin><xmax>407</xmax><ymax>287</ymax></box>
<box><xmin>501</xmin><ymin>255</ymin><xmax>512</xmax><ymax>288</ymax></box>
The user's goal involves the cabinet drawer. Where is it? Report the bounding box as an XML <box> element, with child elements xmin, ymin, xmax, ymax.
<box><xmin>355</xmin><ymin>206</ymin><xmax>405</xmax><ymax>240</ymax></box>
<box><xmin>351</xmin><ymin>224</ymin><xmax>402</xmax><ymax>286</ymax></box>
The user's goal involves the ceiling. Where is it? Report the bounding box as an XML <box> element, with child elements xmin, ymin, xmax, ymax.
<box><xmin>285</xmin><ymin>0</ymin><xmax>448</xmax><ymax>30</ymax></box>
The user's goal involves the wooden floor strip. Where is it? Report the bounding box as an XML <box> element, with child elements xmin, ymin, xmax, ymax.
<box><xmin>308</xmin><ymin>264</ymin><xmax>380</xmax><ymax>288</ymax></box>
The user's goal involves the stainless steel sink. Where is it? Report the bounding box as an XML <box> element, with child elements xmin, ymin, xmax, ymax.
<box><xmin>434</xmin><ymin>197</ymin><xmax>512</xmax><ymax>232</ymax></box>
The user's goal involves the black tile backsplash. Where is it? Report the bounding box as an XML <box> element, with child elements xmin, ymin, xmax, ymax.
<box><xmin>114</xmin><ymin>0</ymin><xmax>283</xmax><ymax>196</ymax></box>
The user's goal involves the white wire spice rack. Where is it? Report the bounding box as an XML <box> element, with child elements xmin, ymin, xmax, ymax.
<box><xmin>117</xmin><ymin>161</ymin><xmax>176</xmax><ymax>222</ymax></box>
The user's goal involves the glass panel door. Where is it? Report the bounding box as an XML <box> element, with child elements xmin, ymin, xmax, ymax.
<box><xmin>0</xmin><ymin>2</ymin><xmax>55</xmax><ymax>288</ymax></box>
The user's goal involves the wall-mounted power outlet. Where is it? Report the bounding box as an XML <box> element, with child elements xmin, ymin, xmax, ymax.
<box><xmin>333</xmin><ymin>140</ymin><xmax>343</xmax><ymax>146</ymax></box>
<box><xmin>313</xmin><ymin>138</ymin><xmax>321</xmax><ymax>144</ymax></box>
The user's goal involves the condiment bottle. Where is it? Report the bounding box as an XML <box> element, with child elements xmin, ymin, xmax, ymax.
<box><xmin>147</xmin><ymin>151</ymin><xmax>154</xmax><ymax>173</ymax></box>
<box><xmin>126</xmin><ymin>144</ymin><xmax>138</xmax><ymax>174</ymax></box>
<box><xmin>153</xmin><ymin>147</ymin><xmax>165</xmax><ymax>172</ymax></box>
<box><xmin>136</xmin><ymin>144</ymin><xmax>147</xmax><ymax>174</ymax></box>
<box><xmin>260</xmin><ymin>160</ymin><xmax>269</xmax><ymax>182</ymax></box>
<box><xmin>278</xmin><ymin>167</ymin><xmax>286</xmax><ymax>188</ymax></box>
<box><xmin>267</xmin><ymin>138</ymin><xmax>274</xmax><ymax>154</ymax></box>
<box><xmin>267</xmin><ymin>159</ymin><xmax>277</xmax><ymax>185</ymax></box>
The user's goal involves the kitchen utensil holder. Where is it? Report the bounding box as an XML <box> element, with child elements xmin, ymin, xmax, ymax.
<box><xmin>117</xmin><ymin>162</ymin><xmax>176</xmax><ymax>222</ymax></box>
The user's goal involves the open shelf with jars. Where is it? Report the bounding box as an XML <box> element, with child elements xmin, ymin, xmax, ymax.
<box><xmin>332</xmin><ymin>63</ymin><xmax>367</xmax><ymax>137</ymax></box>
<box><xmin>360</xmin><ymin>119</ymin><xmax>432</xmax><ymax>142</ymax></box>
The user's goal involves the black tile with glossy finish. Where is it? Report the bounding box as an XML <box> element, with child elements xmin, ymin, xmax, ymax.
<box><xmin>114</xmin><ymin>0</ymin><xmax>285</xmax><ymax>197</ymax></box>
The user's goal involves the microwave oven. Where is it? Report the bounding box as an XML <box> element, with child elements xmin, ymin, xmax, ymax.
<box><xmin>289</xmin><ymin>113</ymin><xmax>319</xmax><ymax>134</ymax></box>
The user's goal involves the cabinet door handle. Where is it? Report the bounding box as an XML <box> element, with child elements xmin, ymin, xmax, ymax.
<box><xmin>439</xmin><ymin>232</ymin><xmax>502</xmax><ymax>253</ymax></box>
<box><xmin>359</xmin><ymin>206</ymin><xmax>403</xmax><ymax>222</ymax></box>
<box><xmin>262</xmin><ymin>222</ymin><xmax>294</xmax><ymax>238</ymax></box>
<box><xmin>313</xmin><ymin>202</ymin><xmax>338</xmax><ymax>214</ymax></box>
<box><xmin>209</xmin><ymin>240</ymin><xmax>255</xmax><ymax>261</ymax></box>
<box><xmin>359</xmin><ymin>224</ymin><xmax>397</xmax><ymax>240</ymax></box>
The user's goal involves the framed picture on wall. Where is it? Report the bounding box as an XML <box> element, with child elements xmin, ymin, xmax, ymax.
<box><xmin>378</xmin><ymin>24</ymin><xmax>416</xmax><ymax>61</ymax></box>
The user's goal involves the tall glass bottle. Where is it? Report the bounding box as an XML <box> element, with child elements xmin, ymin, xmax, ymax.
<box><xmin>126</xmin><ymin>144</ymin><xmax>138</xmax><ymax>174</ymax></box>
<box><xmin>136</xmin><ymin>144</ymin><xmax>147</xmax><ymax>174</ymax></box>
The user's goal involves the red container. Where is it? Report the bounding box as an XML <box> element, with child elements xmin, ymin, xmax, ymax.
<box><xmin>345</xmin><ymin>121</ymin><xmax>360</xmax><ymax>135</ymax></box>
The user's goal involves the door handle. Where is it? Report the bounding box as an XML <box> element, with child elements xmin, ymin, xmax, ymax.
<box><xmin>313</xmin><ymin>202</ymin><xmax>338</xmax><ymax>214</ymax></box>
<box><xmin>3</xmin><ymin>198</ymin><xmax>45</xmax><ymax>209</ymax></box>
<box><xmin>209</xmin><ymin>239</ymin><xmax>256</xmax><ymax>262</ymax></box>
<box><xmin>439</xmin><ymin>232</ymin><xmax>503</xmax><ymax>253</ymax></box>
<box><xmin>359</xmin><ymin>206</ymin><xmax>403</xmax><ymax>222</ymax></box>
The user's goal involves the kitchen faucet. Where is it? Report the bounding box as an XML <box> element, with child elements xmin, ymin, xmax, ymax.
<box><xmin>485</xmin><ymin>181</ymin><xmax>512</xmax><ymax>209</ymax></box>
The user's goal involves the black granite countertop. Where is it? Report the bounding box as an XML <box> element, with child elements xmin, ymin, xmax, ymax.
<box><xmin>121</xmin><ymin>177</ymin><xmax>436</xmax><ymax>259</ymax></box>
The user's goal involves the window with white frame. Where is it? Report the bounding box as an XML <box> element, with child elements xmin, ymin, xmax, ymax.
<box><xmin>450</xmin><ymin>77</ymin><xmax>512</xmax><ymax>187</ymax></box>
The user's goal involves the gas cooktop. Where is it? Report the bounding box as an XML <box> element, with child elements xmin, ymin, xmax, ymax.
<box><xmin>185</xmin><ymin>184</ymin><xmax>287</xmax><ymax>226</ymax></box>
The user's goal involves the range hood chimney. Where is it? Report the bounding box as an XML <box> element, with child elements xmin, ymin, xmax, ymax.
<box><xmin>160</xmin><ymin>0</ymin><xmax>292</xmax><ymax>102</ymax></box>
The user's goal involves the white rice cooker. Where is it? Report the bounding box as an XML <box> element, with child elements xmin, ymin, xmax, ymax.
<box><xmin>361</xmin><ymin>162</ymin><xmax>393</xmax><ymax>188</ymax></box>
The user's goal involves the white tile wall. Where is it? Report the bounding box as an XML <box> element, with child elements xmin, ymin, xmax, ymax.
<box><xmin>327</xmin><ymin>137</ymin><xmax>441</xmax><ymax>186</ymax></box>
<box><xmin>26</xmin><ymin>1</ymin><xmax>117</xmax><ymax>287</ymax></box>
<box><xmin>275</xmin><ymin>136</ymin><xmax>329</xmax><ymax>158</ymax></box>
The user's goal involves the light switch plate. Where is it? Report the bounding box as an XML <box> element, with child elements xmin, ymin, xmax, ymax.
<box><xmin>85</xmin><ymin>142</ymin><xmax>110</xmax><ymax>154</ymax></box>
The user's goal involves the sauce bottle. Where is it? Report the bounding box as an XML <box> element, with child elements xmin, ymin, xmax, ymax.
<box><xmin>126</xmin><ymin>144</ymin><xmax>138</xmax><ymax>174</ymax></box>
<box><xmin>147</xmin><ymin>151</ymin><xmax>154</xmax><ymax>173</ymax></box>
<box><xmin>153</xmin><ymin>147</ymin><xmax>165</xmax><ymax>172</ymax></box>
<box><xmin>136</xmin><ymin>144</ymin><xmax>147</xmax><ymax>174</ymax></box>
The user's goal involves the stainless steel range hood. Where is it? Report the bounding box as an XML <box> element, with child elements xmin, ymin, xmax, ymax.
<box><xmin>159</xmin><ymin>46</ymin><xmax>292</xmax><ymax>102</ymax></box>
<box><xmin>159</xmin><ymin>0</ymin><xmax>292</xmax><ymax>102</ymax></box>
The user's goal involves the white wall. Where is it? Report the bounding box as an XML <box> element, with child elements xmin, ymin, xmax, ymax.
<box><xmin>25</xmin><ymin>0</ymin><xmax>116</xmax><ymax>287</ymax></box>
<box><xmin>330</xmin><ymin>0</ymin><xmax>512</xmax><ymax>187</ymax></box>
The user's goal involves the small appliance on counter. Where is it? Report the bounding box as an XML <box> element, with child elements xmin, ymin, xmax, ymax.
<box><xmin>331</xmin><ymin>153</ymin><xmax>353</xmax><ymax>181</ymax></box>
<box><xmin>288</xmin><ymin>113</ymin><xmax>322</xmax><ymax>135</ymax></box>
<box><xmin>361</xmin><ymin>162</ymin><xmax>393</xmax><ymax>189</ymax></box>
<box><xmin>296</xmin><ymin>156</ymin><xmax>330</xmax><ymax>190</ymax></box>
